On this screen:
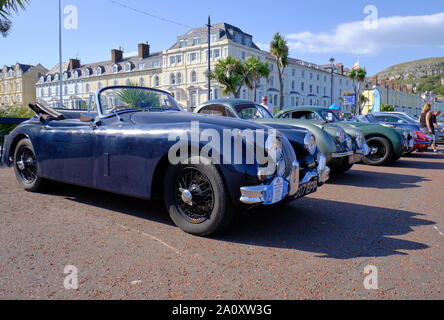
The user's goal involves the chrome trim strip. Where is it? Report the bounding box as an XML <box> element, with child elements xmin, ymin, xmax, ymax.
<box><xmin>331</xmin><ymin>151</ymin><xmax>354</xmax><ymax>158</ymax></box>
<box><xmin>288</xmin><ymin>161</ymin><xmax>300</xmax><ymax>197</ymax></box>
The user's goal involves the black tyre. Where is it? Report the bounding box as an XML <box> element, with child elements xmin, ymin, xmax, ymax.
<box><xmin>362</xmin><ymin>136</ymin><xmax>393</xmax><ymax>166</ymax></box>
<box><xmin>13</xmin><ymin>139</ymin><xmax>45</xmax><ymax>192</ymax></box>
<box><xmin>329</xmin><ymin>162</ymin><xmax>354</xmax><ymax>173</ymax></box>
<box><xmin>163</xmin><ymin>160</ymin><xmax>233</xmax><ymax>236</ymax></box>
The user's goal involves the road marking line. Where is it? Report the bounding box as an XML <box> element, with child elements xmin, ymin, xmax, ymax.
<box><xmin>117</xmin><ymin>224</ymin><xmax>182</xmax><ymax>256</ymax></box>
<box><xmin>433</xmin><ymin>226</ymin><xmax>443</xmax><ymax>236</ymax></box>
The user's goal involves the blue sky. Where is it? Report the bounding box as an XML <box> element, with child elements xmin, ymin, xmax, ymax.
<box><xmin>1</xmin><ymin>0</ymin><xmax>443</xmax><ymax>75</ymax></box>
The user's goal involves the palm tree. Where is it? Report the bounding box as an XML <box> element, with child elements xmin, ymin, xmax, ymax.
<box><xmin>0</xmin><ymin>0</ymin><xmax>30</xmax><ymax>37</ymax></box>
<box><xmin>270</xmin><ymin>32</ymin><xmax>289</xmax><ymax>110</ymax></box>
<box><xmin>348</xmin><ymin>67</ymin><xmax>367</xmax><ymax>115</ymax></box>
<box><xmin>245</xmin><ymin>56</ymin><xmax>270</xmax><ymax>102</ymax></box>
<box><xmin>210</xmin><ymin>56</ymin><xmax>247</xmax><ymax>98</ymax></box>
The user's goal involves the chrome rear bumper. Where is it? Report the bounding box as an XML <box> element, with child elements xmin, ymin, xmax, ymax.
<box><xmin>331</xmin><ymin>151</ymin><xmax>353</xmax><ymax>158</ymax></box>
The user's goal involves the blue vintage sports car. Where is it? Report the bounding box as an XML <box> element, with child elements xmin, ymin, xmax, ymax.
<box><xmin>1</xmin><ymin>86</ymin><xmax>328</xmax><ymax>236</ymax></box>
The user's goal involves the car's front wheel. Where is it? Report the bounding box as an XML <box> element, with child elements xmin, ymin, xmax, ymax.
<box><xmin>362</xmin><ymin>136</ymin><xmax>393</xmax><ymax>166</ymax></box>
<box><xmin>163</xmin><ymin>160</ymin><xmax>233</xmax><ymax>236</ymax></box>
<box><xmin>13</xmin><ymin>139</ymin><xmax>45</xmax><ymax>192</ymax></box>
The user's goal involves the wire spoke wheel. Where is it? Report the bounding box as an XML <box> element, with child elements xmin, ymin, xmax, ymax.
<box><xmin>15</xmin><ymin>146</ymin><xmax>37</xmax><ymax>184</ymax></box>
<box><xmin>175</xmin><ymin>167</ymin><xmax>215</xmax><ymax>224</ymax></box>
<box><xmin>367</xmin><ymin>140</ymin><xmax>386</xmax><ymax>162</ymax></box>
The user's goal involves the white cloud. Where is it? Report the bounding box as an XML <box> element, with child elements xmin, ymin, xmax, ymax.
<box><xmin>286</xmin><ymin>12</ymin><xmax>444</xmax><ymax>56</ymax></box>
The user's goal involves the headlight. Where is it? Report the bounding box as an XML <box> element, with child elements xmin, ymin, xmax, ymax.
<box><xmin>304</xmin><ymin>132</ymin><xmax>317</xmax><ymax>156</ymax></box>
<box><xmin>346</xmin><ymin>137</ymin><xmax>353</xmax><ymax>150</ymax></box>
<box><xmin>355</xmin><ymin>129</ymin><xmax>363</xmax><ymax>149</ymax></box>
<box><xmin>265</xmin><ymin>133</ymin><xmax>283</xmax><ymax>162</ymax></box>
<box><xmin>336</xmin><ymin>128</ymin><xmax>346</xmax><ymax>143</ymax></box>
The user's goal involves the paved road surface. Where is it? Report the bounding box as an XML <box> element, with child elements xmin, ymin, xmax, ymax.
<box><xmin>0</xmin><ymin>151</ymin><xmax>443</xmax><ymax>299</ymax></box>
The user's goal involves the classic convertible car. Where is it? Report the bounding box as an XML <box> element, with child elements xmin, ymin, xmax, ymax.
<box><xmin>195</xmin><ymin>100</ymin><xmax>367</xmax><ymax>173</ymax></box>
<box><xmin>276</xmin><ymin>106</ymin><xmax>412</xmax><ymax>166</ymax></box>
<box><xmin>1</xmin><ymin>86</ymin><xmax>328</xmax><ymax>236</ymax></box>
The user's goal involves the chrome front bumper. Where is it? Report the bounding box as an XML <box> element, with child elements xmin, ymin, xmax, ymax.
<box><xmin>240</xmin><ymin>161</ymin><xmax>300</xmax><ymax>205</ymax></box>
<box><xmin>355</xmin><ymin>144</ymin><xmax>371</xmax><ymax>156</ymax></box>
<box><xmin>239</xmin><ymin>156</ymin><xmax>330</xmax><ymax>205</ymax></box>
<box><xmin>331</xmin><ymin>151</ymin><xmax>353</xmax><ymax>158</ymax></box>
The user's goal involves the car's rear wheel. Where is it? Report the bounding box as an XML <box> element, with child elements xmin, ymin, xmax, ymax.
<box><xmin>362</xmin><ymin>136</ymin><xmax>393</xmax><ymax>166</ymax></box>
<box><xmin>163</xmin><ymin>160</ymin><xmax>233</xmax><ymax>236</ymax></box>
<box><xmin>13</xmin><ymin>139</ymin><xmax>45</xmax><ymax>192</ymax></box>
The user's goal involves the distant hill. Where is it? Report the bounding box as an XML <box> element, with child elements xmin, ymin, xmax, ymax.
<box><xmin>374</xmin><ymin>57</ymin><xmax>444</xmax><ymax>95</ymax></box>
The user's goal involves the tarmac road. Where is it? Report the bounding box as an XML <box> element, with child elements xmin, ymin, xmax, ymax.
<box><xmin>0</xmin><ymin>150</ymin><xmax>443</xmax><ymax>300</ymax></box>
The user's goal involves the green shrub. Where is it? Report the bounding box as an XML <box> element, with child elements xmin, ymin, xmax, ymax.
<box><xmin>0</xmin><ymin>104</ymin><xmax>34</xmax><ymax>139</ymax></box>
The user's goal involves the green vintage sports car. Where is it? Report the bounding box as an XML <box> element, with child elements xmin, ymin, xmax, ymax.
<box><xmin>194</xmin><ymin>99</ymin><xmax>368</xmax><ymax>173</ymax></box>
<box><xmin>276</xmin><ymin>106</ymin><xmax>413</xmax><ymax>166</ymax></box>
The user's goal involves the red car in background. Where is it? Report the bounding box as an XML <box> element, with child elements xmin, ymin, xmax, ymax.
<box><xmin>411</xmin><ymin>131</ymin><xmax>431</xmax><ymax>153</ymax></box>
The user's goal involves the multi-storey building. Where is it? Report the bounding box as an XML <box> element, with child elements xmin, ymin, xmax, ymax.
<box><xmin>0</xmin><ymin>63</ymin><xmax>48</xmax><ymax>108</ymax></box>
<box><xmin>362</xmin><ymin>79</ymin><xmax>424</xmax><ymax>116</ymax></box>
<box><xmin>161</xmin><ymin>23</ymin><xmax>354</xmax><ymax>111</ymax></box>
<box><xmin>36</xmin><ymin>43</ymin><xmax>162</xmax><ymax>109</ymax></box>
<box><xmin>36</xmin><ymin>23</ymin><xmax>354</xmax><ymax>112</ymax></box>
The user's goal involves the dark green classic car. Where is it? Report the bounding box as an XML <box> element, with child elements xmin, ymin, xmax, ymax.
<box><xmin>276</xmin><ymin>106</ymin><xmax>413</xmax><ymax>166</ymax></box>
<box><xmin>194</xmin><ymin>99</ymin><xmax>368</xmax><ymax>173</ymax></box>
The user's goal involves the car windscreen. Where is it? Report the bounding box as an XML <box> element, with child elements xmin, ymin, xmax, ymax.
<box><xmin>357</xmin><ymin>114</ymin><xmax>378</xmax><ymax>123</ymax></box>
<box><xmin>234</xmin><ymin>104</ymin><xmax>273</xmax><ymax>119</ymax></box>
<box><xmin>320</xmin><ymin>110</ymin><xmax>341</xmax><ymax>122</ymax></box>
<box><xmin>99</xmin><ymin>87</ymin><xmax>181</xmax><ymax>116</ymax></box>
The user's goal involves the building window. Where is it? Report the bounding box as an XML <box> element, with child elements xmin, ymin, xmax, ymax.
<box><xmin>153</xmin><ymin>76</ymin><xmax>160</xmax><ymax>87</ymax></box>
<box><xmin>192</xmin><ymin>37</ymin><xmax>202</xmax><ymax>46</ymax></box>
<box><xmin>139</xmin><ymin>77</ymin><xmax>145</xmax><ymax>87</ymax></box>
<box><xmin>97</xmin><ymin>67</ymin><xmax>102</xmax><ymax>76</ymax></box>
<box><xmin>170</xmin><ymin>73</ymin><xmax>176</xmax><ymax>85</ymax></box>
<box><xmin>301</xmin><ymin>70</ymin><xmax>305</xmax><ymax>78</ymax></box>
<box><xmin>190</xmin><ymin>71</ymin><xmax>197</xmax><ymax>83</ymax></box>
<box><xmin>301</xmin><ymin>82</ymin><xmax>304</xmax><ymax>92</ymax></box>
<box><xmin>152</xmin><ymin>60</ymin><xmax>160</xmax><ymax>68</ymax></box>
<box><xmin>179</xmin><ymin>40</ymin><xmax>187</xmax><ymax>48</ymax></box>
<box><xmin>125</xmin><ymin>63</ymin><xmax>132</xmax><ymax>72</ymax></box>
<box><xmin>210</xmin><ymin>34</ymin><xmax>217</xmax><ymax>43</ymax></box>
<box><xmin>86</xmin><ymin>84</ymin><xmax>90</xmax><ymax>93</ymax></box>
<box><xmin>292</xmin><ymin>81</ymin><xmax>295</xmax><ymax>90</ymax></box>
<box><xmin>113</xmin><ymin>65</ymin><xmax>119</xmax><ymax>73</ymax></box>
<box><xmin>176</xmin><ymin>73</ymin><xmax>182</xmax><ymax>84</ymax></box>
<box><xmin>85</xmin><ymin>69</ymin><xmax>90</xmax><ymax>77</ymax></box>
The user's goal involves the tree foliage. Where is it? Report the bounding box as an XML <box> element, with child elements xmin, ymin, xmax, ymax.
<box><xmin>270</xmin><ymin>32</ymin><xmax>288</xmax><ymax>110</ymax></box>
<box><xmin>210</xmin><ymin>56</ymin><xmax>248</xmax><ymax>98</ymax></box>
<box><xmin>244</xmin><ymin>56</ymin><xmax>270</xmax><ymax>102</ymax></box>
<box><xmin>347</xmin><ymin>67</ymin><xmax>367</xmax><ymax>115</ymax></box>
<box><xmin>381</xmin><ymin>104</ymin><xmax>395</xmax><ymax>112</ymax></box>
<box><xmin>0</xmin><ymin>0</ymin><xmax>30</xmax><ymax>37</ymax></box>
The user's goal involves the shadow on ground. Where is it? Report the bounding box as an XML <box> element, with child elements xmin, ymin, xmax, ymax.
<box><xmin>216</xmin><ymin>197</ymin><xmax>433</xmax><ymax>259</ymax></box>
<box><xmin>41</xmin><ymin>181</ymin><xmax>433</xmax><ymax>260</ymax></box>
<box><xmin>328</xmin><ymin>170</ymin><xmax>429</xmax><ymax>189</ymax></box>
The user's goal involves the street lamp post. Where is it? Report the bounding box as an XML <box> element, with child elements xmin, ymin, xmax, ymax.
<box><xmin>58</xmin><ymin>0</ymin><xmax>63</xmax><ymax>108</ymax></box>
<box><xmin>329</xmin><ymin>57</ymin><xmax>335</xmax><ymax>106</ymax></box>
<box><xmin>386</xmin><ymin>78</ymin><xmax>389</xmax><ymax>106</ymax></box>
<box><xmin>207</xmin><ymin>16</ymin><xmax>211</xmax><ymax>101</ymax></box>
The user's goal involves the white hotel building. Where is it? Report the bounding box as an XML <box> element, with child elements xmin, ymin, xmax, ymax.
<box><xmin>36</xmin><ymin>23</ymin><xmax>354</xmax><ymax>112</ymax></box>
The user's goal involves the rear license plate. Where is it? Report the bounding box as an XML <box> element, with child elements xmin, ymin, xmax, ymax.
<box><xmin>295</xmin><ymin>180</ymin><xmax>318</xmax><ymax>199</ymax></box>
<box><xmin>349</xmin><ymin>154</ymin><xmax>362</xmax><ymax>164</ymax></box>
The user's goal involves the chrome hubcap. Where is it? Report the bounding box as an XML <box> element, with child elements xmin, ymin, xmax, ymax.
<box><xmin>17</xmin><ymin>160</ymin><xmax>26</xmax><ymax>171</ymax></box>
<box><xmin>179</xmin><ymin>188</ymin><xmax>193</xmax><ymax>206</ymax></box>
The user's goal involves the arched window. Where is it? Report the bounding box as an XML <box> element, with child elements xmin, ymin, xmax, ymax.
<box><xmin>125</xmin><ymin>63</ymin><xmax>132</xmax><ymax>72</ymax></box>
<box><xmin>74</xmin><ymin>84</ymin><xmax>79</xmax><ymax>94</ymax></box>
<box><xmin>47</xmin><ymin>75</ymin><xmax>52</xmax><ymax>82</ymax></box>
<box><xmin>97</xmin><ymin>67</ymin><xmax>102</xmax><ymax>76</ymax></box>
<box><xmin>153</xmin><ymin>75</ymin><xmax>160</xmax><ymax>87</ymax></box>
<box><xmin>190</xmin><ymin>71</ymin><xmax>197</xmax><ymax>83</ymax></box>
<box><xmin>170</xmin><ymin>73</ymin><xmax>176</xmax><ymax>85</ymax></box>
<box><xmin>176</xmin><ymin>72</ymin><xmax>182</xmax><ymax>84</ymax></box>
<box><xmin>85</xmin><ymin>69</ymin><xmax>90</xmax><ymax>77</ymax></box>
<box><xmin>113</xmin><ymin>65</ymin><xmax>119</xmax><ymax>73</ymax></box>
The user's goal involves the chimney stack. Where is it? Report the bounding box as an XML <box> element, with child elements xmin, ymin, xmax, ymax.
<box><xmin>68</xmin><ymin>58</ymin><xmax>80</xmax><ymax>70</ymax></box>
<box><xmin>138</xmin><ymin>42</ymin><xmax>150</xmax><ymax>59</ymax></box>
<box><xmin>112</xmin><ymin>49</ymin><xmax>123</xmax><ymax>63</ymax></box>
